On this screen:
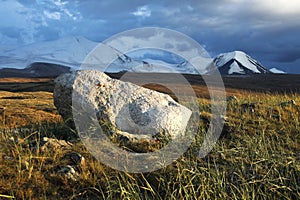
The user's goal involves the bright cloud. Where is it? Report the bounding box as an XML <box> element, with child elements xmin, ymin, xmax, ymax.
<box><xmin>254</xmin><ymin>0</ymin><xmax>300</xmax><ymax>15</ymax></box>
<box><xmin>53</xmin><ymin>0</ymin><xmax>68</xmax><ymax>7</ymax></box>
<box><xmin>132</xmin><ymin>5</ymin><xmax>151</xmax><ymax>18</ymax></box>
<box><xmin>44</xmin><ymin>10</ymin><xmax>61</xmax><ymax>20</ymax></box>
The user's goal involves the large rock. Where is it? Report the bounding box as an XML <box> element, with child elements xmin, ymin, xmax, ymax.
<box><xmin>54</xmin><ymin>70</ymin><xmax>192</xmax><ymax>151</ymax></box>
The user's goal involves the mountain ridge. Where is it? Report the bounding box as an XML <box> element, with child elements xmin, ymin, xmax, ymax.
<box><xmin>0</xmin><ymin>36</ymin><xmax>287</xmax><ymax>76</ymax></box>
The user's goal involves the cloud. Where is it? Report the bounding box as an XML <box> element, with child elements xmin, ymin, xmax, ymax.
<box><xmin>44</xmin><ymin>10</ymin><xmax>61</xmax><ymax>20</ymax></box>
<box><xmin>252</xmin><ymin>0</ymin><xmax>300</xmax><ymax>15</ymax></box>
<box><xmin>0</xmin><ymin>0</ymin><xmax>84</xmax><ymax>44</ymax></box>
<box><xmin>0</xmin><ymin>0</ymin><xmax>299</xmax><ymax>73</ymax></box>
<box><xmin>53</xmin><ymin>0</ymin><xmax>68</xmax><ymax>7</ymax></box>
<box><xmin>132</xmin><ymin>5</ymin><xmax>151</xmax><ymax>18</ymax></box>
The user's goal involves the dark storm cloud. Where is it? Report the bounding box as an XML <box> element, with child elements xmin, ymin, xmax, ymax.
<box><xmin>0</xmin><ymin>0</ymin><xmax>299</xmax><ymax>73</ymax></box>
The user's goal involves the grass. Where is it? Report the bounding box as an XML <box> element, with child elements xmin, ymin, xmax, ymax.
<box><xmin>0</xmin><ymin>91</ymin><xmax>60</xmax><ymax>128</ymax></box>
<box><xmin>0</xmin><ymin>89</ymin><xmax>299</xmax><ymax>199</ymax></box>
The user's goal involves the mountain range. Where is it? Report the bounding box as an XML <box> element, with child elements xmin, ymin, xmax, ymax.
<box><xmin>0</xmin><ymin>36</ymin><xmax>286</xmax><ymax>78</ymax></box>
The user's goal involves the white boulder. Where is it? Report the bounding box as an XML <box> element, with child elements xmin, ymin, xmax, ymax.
<box><xmin>54</xmin><ymin>70</ymin><xmax>192</xmax><ymax>151</ymax></box>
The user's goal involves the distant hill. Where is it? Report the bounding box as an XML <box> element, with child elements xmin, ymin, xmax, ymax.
<box><xmin>0</xmin><ymin>62</ymin><xmax>71</xmax><ymax>78</ymax></box>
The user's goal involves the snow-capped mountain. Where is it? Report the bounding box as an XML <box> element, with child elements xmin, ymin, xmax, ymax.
<box><xmin>0</xmin><ymin>36</ymin><xmax>98</xmax><ymax>69</ymax></box>
<box><xmin>269</xmin><ymin>68</ymin><xmax>286</xmax><ymax>74</ymax></box>
<box><xmin>107</xmin><ymin>57</ymin><xmax>200</xmax><ymax>74</ymax></box>
<box><xmin>0</xmin><ymin>36</ymin><xmax>200</xmax><ymax>75</ymax></box>
<box><xmin>0</xmin><ymin>37</ymin><xmax>287</xmax><ymax>77</ymax></box>
<box><xmin>207</xmin><ymin>51</ymin><xmax>271</xmax><ymax>75</ymax></box>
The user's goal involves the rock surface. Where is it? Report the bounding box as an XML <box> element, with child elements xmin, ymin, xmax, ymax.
<box><xmin>57</xmin><ymin>165</ymin><xmax>80</xmax><ymax>181</ymax></box>
<box><xmin>54</xmin><ymin>70</ymin><xmax>192</xmax><ymax>150</ymax></box>
<box><xmin>39</xmin><ymin>137</ymin><xmax>72</xmax><ymax>153</ymax></box>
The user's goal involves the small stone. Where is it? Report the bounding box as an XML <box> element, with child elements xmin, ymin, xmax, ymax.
<box><xmin>2</xmin><ymin>155</ymin><xmax>14</xmax><ymax>161</ymax></box>
<box><xmin>68</xmin><ymin>152</ymin><xmax>85</xmax><ymax>166</ymax></box>
<box><xmin>57</xmin><ymin>165</ymin><xmax>79</xmax><ymax>181</ymax></box>
<box><xmin>7</xmin><ymin>137</ymin><xmax>15</xmax><ymax>143</ymax></box>
<box><xmin>42</xmin><ymin>137</ymin><xmax>49</xmax><ymax>142</ymax></box>
<box><xmin>40</xmin><ymin>138</ymin><xmax>72</xmax><ymax>153</ymax></box>
<box><xmin>227</xmin><ymin>95</ymin><xmax>238</xmax><ymax>102</ymax></box>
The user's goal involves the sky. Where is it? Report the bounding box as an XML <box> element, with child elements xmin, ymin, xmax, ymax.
<box><xmin>0</xmin><ymin>0</ymin><xmax>300</xmax><ymax>73</ymax></box>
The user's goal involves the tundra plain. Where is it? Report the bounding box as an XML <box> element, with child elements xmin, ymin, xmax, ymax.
<box><xmin>0</xmin><ymin>74</ymin><xmax>299</xmax><ymax>199</ymax></box>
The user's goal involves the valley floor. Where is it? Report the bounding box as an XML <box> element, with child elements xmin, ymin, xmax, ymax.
<box><xmin>0</xmin><ymin>76</ymin><xmax>299</xmax><ymax>199</ymax></box>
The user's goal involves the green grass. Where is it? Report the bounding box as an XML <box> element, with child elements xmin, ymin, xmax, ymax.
<box><xmin>0</xmin><ymin>91</ymin><xmax>299</xmax><ymax>199</ymax></box>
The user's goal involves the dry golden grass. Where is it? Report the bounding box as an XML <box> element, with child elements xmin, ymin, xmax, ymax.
<box><xmin>0</xmin><ymin>83</ymin><xmax>299</xmax><ymax>199</ymax></box>
<box><xmin>0</xmin><ymin>91</ymin><xmax>61</xmax><ymax>128</ymax></box>
<box><xmin>0</xmin><ymin>78</ymin><xmax>53</xmax><ymax>83</ymax></box>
